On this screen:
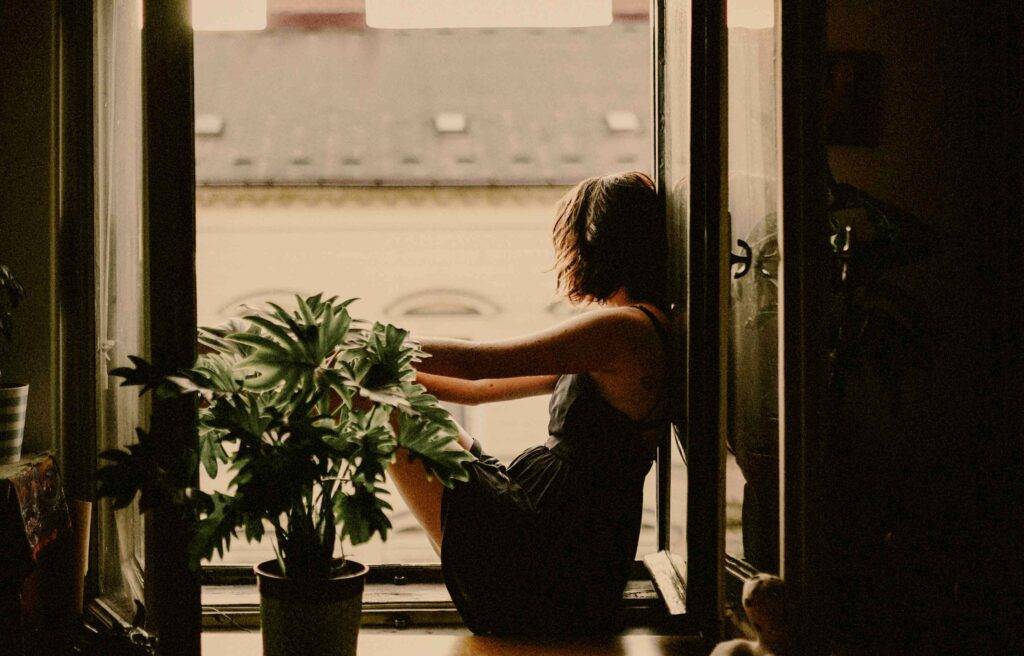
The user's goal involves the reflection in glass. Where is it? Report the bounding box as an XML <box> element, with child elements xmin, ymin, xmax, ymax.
<box><xmin>725</xmin><ymin>0</ymin><xmax>780</xmax><ymax>573</ymax></box>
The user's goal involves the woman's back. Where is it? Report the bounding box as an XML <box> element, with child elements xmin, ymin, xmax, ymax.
<box><xmin>390</xmin><ymin>171</ymin><xmax>672</xmax><ymax>636</ymax></box>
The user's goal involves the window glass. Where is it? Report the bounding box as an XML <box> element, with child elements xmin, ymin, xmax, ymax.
<box><xmin>725</xmin><ymin>0</ymin><xmax>781</xmax><ymax>573</ymax></box>
<box><xmin>194</xmin><ymin>2</ymin><xmax>655</xmax><ymax>565</ymax></box>
<box><xmin>659</xmin><ymin>0</ymin><xmax>692</xmax><ymax>560</ymax></box>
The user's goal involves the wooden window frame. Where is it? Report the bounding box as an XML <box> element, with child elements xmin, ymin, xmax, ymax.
<box><xmin>777</xmin><ymin>2</ymin><xmax>831</xmax><ymax>653</ymax></box>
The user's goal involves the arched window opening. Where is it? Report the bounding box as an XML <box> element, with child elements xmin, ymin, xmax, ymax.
<box><xmin>384</xmin><ymin>289</ymin><xmax>501</xmax><ymax>318</ymax></box>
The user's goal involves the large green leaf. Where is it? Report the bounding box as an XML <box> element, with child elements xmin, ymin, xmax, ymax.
<box><xmin>198</xmin><ymin>428</ymin><xmax>229</xmax><ymax>478</ymax></box>
<box><xmin>96</xmin><ymin>294</ymin><xmax>477</xmax><ymax>576</ymax></box>
<box><xmin>335</xmin><ymin>488</ymin><xmax>392</xmax><ymax>545</ymax></box>
<box><xmin>96</xmin><ymin>428</ymin><xmax>183</xmax><ymax>511</ymax></box>
<box><xmin>340</xmin><ymin>322</ymin><xmax>428</xmax><ymax>409</ymax></box>
<box><xmin>189</xmin><ymin>492</ymin><xmax>240</xmax><ymax>567</ymax></box>
<box><xmin>204</xmin><ymin>394</ymin><xmax>270</xmax><ymax>447</ymax></box>
<box><xmin>395</xmin><ymin>413</ymin><xmax>473</xmax><ymax>488</ymax></box>
<box><xmin>110</xmin><ymin>355</ymin><xmax>176</xmax><ymax>397</ymax></box>
<box><xmin>166</xmin><ymin>352</ymin><xmax>245</xmax><ymax>400</ymax></box>
<box><xmin>325</xmin><ymin>414</ymin><xmax>397</xmax><ymax>492</ymax></box>
<box><xmin>401</xmin><ymin>381</ymin><xmax>459</xmax><ymax>429</ymax></box>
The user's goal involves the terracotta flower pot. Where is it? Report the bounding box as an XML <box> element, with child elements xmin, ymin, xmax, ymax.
<box><xmin>0</xmin><ymin>383</ymin><xmax>28</xmax><ymax>464</ymax></box>
<box><xmin>254</xmin><ymin>558</ymin><xmax>369</xmax><ymax>656</ymax></box>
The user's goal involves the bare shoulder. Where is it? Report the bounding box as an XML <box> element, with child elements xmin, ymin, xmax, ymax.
<box><xmin>565</xmin><ymin>306</ymin><xmax>669</xmax><ymax>354</ymax></box>
<box><xmin>566</xmin><ymin>305</ymin><xmax>666</xmax><ymax>369</ymax></box>
<box><xmin>565</xmin><ymin>305</ymin><xmax>657</xmax><ymax>332</ymax></box>
<box><xmin>595</xmin><ymin>304</ymin><xmax>670</xmax><ymax>343</ymax></box>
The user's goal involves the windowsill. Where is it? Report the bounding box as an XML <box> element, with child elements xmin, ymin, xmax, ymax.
<box><xmin>202</xmin><ymin>631</ymin><xmax>707</xmax><ymax>656</ymax></box>
<box><xmin>203</xmin><ymin>579</ymin><xmax>666</xmax><ymax>631</ymax></box>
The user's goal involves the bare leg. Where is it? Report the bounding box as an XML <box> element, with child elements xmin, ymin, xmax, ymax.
<box><xmin>387</xmin><ymin>414</ymin><xmax>475</xmax><ymax>555</ymax></box>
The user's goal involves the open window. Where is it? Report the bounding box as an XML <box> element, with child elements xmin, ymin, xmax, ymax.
<box><xmin>82</xmin><ymin>0</ymin><xmax>828</xmax><ymax>649</ymax></box>
<box><xmin>192</xmin><ymin>1</ymin><xmax>668</xmax><ymax>580</ymax></box>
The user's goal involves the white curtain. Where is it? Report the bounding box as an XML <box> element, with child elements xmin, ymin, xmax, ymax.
<box><xmin>94</xmin><ymin>0</ymin><xmax>147</xmax><ymax>607</ymax></box>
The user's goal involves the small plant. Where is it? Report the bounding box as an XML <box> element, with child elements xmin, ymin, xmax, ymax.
<box><xmin>96</xmin><ymin>294</ymin><xmax>472</xmax><ymax>579</ymax></box>
<box><xmin>0</xmin><ymin>264</ymin><xmax>25</xmax><ymax>381</ymax></box>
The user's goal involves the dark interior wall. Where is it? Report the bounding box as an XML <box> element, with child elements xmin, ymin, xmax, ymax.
<box><xmin>825</xmin><ymin>1</ymin><xmax>1020</xmax><ymax>648</ymax></box>
<box><xmin>0</xmin><ymin>1</ymin><xmax>60</xmax><ymax>455</ymax></box>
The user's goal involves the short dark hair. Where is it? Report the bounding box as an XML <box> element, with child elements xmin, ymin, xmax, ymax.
<box><xmin>552</xmin><ymin>171</ymin><xmax>667</xmax><ymax>306</ymax></box>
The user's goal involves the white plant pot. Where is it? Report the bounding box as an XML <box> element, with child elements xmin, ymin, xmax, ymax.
<box><xmin>0</xmin><ymin>383</ymin><xmax>28</xmax><ymax>464</ymax></box>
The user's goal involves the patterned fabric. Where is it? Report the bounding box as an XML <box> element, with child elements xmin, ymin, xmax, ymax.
<box><xmin>0</xmin><ymin>453</ymin><xmax>70</xmax><ymax>582</ymax></box>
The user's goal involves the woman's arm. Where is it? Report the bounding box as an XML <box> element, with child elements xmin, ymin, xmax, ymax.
<box><xmin>413</xmin><ymin>308</ymin><xmax>640</xmax><ymax>380</ymax></box>
<box><xmin>415</xmin><ymin>372</ymin><xmax>558</xmax><ymax>406</ymax></box>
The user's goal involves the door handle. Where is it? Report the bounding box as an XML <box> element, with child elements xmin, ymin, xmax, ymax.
<box><xmin>730</xmin><ymin>239</ymin><xmax>752</xmax><ymax>279</ymax></box>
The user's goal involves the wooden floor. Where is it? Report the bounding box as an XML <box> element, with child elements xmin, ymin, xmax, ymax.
<box><xmin>203</xmin><ymin>630</ymin><xmax>706</xmax><ymax>655</ymax></box>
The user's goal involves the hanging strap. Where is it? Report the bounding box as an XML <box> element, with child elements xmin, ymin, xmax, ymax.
<box><xmin>633</xmin><ymin>304</ymin><xmax>672</xmax><ymax>357</ymax></box>
<box><xmin>632</xmin><ymin>304</ymin><xmax>673</xmax><ymax>429</ymax></box>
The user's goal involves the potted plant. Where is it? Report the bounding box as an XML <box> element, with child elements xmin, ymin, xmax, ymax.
<box><xmin>96</xmin><ymin>294</ymin><xmax>473</xmax><ymax>656</ymax></box>
<box><xmin>0</xmin><ymin>264</ymin><xmax>27</xmax><ymax>465</ymax></box>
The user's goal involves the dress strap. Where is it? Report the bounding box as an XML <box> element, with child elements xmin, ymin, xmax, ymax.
<box><xmin>631</xmin><ymin>305</ymin><xmax>673</xmax><ymax>430</ymax></box>
<box><xmin>632</xmin><ymin>305</ymin><xmax>672</xmax><ymax>357</ymax></box>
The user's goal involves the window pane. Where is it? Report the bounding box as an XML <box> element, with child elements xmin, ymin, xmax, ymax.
<box><xmin>725</xmin><ymin>0</ymin><xmax>781</xmax><ymax>573</ymax></box>
<box><xmin>659</xmin><ymin>0</ymin><xmax>692</xmax><ymax>558</ymax></box>
<box><xmin>94</xmin><ymin>0</ymin><xmax>146</xmax><ymax>604</ymax></box>
<box><xmin>194</xmin><ymin>4</ymin><xmax>654</xmax><ymax>566</ymax></box>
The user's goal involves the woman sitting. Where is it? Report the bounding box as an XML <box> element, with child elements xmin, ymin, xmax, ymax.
<box><xmin>388</xmin><ymin>171</ymin><xmax>673</xmax><ymax>636</ymax></box>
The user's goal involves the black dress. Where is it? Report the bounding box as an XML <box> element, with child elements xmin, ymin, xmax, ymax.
<box><xmin>439</xmin><ymin>306</ymin><xmax>670</xmax><ymax>636</ymax></box>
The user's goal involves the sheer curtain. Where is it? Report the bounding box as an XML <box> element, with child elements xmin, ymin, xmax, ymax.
<box><xmin>94</xmin><ymin>0</ymin><xmax>146</xmax><ymax>608</ymax></box>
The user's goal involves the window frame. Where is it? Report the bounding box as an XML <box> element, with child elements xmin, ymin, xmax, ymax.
<box><xmin>195</xmin><ymin>1</ymin><xmax>684</xmax><ymax>598</ymax></box>
<box><xmin>73</xmin><ymin>0</ymin><xmax>834</xmax><ymax>650</ymax></box>
<box><xmin>138</xmin><ymin>0</ymin><xmax>202</xmax><ymax>651</ymax></box>
<box><xmin>777</xmin><ymin>1</ymin><xmax>832</xmax><ymax>653</ymax></box>
<box><xmin>74</xmin><ymin>0</ymin><xmax>685</xmax><ymax>639</ymax></box>
<box><xmin>199</xmin><ymin>562</ymin><xmax>685</xmax><ymax>632</ymax></box>
<box><xmin>190</xmin><ymin>0</ymin><xmax>697</xmax><ymax>629</ymax></box>
<box><xmin>720</xmin><ymin>0</ymin><xmax>784</xmax><ymax>587</ymax></box>
<box><xmin>657</xmin><ymin>0</ymin><xmax>728</xmax><ymax>641</ymax></box>
<box><xmin>58</xmin><ymin>0</ymin><xmax>101</xmax><ymax>602</ymax></box>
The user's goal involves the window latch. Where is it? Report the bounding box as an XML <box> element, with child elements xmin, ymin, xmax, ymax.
<box><xmin>730</xmin><ymin>239</ymin><xmax>753</xmax><ymax>279</ymax></box>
